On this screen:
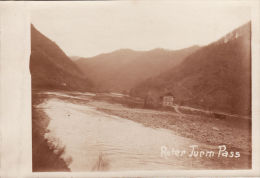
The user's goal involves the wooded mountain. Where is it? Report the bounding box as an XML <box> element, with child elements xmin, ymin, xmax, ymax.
<box><xmin>30</xmin><ymin>25</ymin><xmax>92</xmax><ymax>91</ymax></box>
<box><xmin>131</xmin><ymin>22</ymin><xmax>251</xmax><ymax>116</ymax></box>
<box><xmin>75</xmin><ymin>46</ymin><xmax>200</xmax><ymax>92</ymax></box>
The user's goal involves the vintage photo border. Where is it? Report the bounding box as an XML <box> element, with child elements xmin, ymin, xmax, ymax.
<box><xmin>0</xmin><ymin>0</ymin><xmax>260</xmax><ymax>177</ymax></box>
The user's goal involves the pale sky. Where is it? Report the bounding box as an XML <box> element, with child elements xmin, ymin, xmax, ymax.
<box><xmin>30</xmin><ymin>1</ymin><xmax>251</xmax><ymax>58</ymax></box>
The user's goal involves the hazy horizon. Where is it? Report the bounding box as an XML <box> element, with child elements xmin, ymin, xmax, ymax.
<box><xmin>30</xmin><ymin>1</ymin><xmax>251</xmax><ymax>58</ymax></box>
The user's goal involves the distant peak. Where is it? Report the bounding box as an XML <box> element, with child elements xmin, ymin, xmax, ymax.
<box><xmin>146</xmin><ymin>48</ymin><xmax>174</xmax><ymax>54</ymax></box>
<box><xmin>116</xmin><ymin>48</ymin><xmax>135</xmax><ymax>52</ymax></box>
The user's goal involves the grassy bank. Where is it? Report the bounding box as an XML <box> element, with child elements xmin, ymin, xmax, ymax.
<box><xmin>32</xmin><ymin>92</ymin><xmax>70</xmax><ymax>172</ymax></box>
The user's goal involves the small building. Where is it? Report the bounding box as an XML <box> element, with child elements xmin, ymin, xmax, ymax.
<box><xmin>144</xmin><ymin>91</ymin><xmax>175</xmax><ymax>109</ymax></box>
<box><xmin>162</xmin><ymin>93</ymin><xmax>174</xmax><ymax>107</ymax></box>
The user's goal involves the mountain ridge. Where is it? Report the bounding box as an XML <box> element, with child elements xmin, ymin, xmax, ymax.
<box><xmin>75</xmin><ymin>45</ymin><xmax>200</xmax><ymax>92</ymax></box>
<box><xmin>130</xmin><ymin>22</ymin><xmax>251</xmax><ymax>116</ymax></box>
<box><xmin>30</xmin><ymin>24</ymin><xmax>93</xmax><ymax>91</ymax></box>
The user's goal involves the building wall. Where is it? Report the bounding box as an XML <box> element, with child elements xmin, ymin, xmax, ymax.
<box><xmin>162</xmin><ymin>96</ymin><xmax>174</xmax><ymax>106</ymax></box>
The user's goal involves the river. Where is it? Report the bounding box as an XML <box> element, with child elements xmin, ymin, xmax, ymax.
<box><xmin>36</xmin><ymin>91</ymin><xmax>248</xmax><ymax>171</ymax></box>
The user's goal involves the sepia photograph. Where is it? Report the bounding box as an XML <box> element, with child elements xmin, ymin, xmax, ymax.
<box><xmin>1</xmin><ymin>0</ymin><xmax>260</xmax><ymax>177</ymax></box>
<box><xmin>28</xmin><ymin>1</ymin><xmax>254</xmax><ymax>172</ymax></box>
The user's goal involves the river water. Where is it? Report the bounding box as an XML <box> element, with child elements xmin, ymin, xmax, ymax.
<box><xmin>37</xmin><ymin>92</ymin><xmax>246</xmax><ymax>171</ymax></box>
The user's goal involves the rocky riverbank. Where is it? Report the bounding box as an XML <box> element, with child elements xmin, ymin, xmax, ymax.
<box><xmin>88</xmin><ymin>99</ymin><xmax>251</xmax><ymax>155</ymax></box>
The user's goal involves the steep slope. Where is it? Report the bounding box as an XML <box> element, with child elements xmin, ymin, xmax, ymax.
<box><xmin>131</xmin><ymin>22</ymin><xmax>251</xmax><ymax>116</ymax></box>
<box><xmin>75</xmin><ymin>46</ymin><xmax>200</xmax><ymax>92</ymax></box>
<box><xmin>30</xmin><ymin>25</ymin><xmax>92</xmax><ymax>91</ymax></box>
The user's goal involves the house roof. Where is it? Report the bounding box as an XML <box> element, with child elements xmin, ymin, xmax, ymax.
<box><xmin>164</xmin><ymin>92</ymin><xmax>174</xmax><ymax>96</ymax></box>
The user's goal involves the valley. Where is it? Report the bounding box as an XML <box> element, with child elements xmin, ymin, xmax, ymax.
<box><xmin>30</xmin><ymin>21</ymin><xmax>252</xmax><ymax>171</ymax></box>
